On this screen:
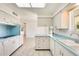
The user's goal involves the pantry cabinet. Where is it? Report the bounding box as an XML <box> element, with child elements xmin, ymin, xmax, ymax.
<box><xmin>53</xmin><ymin>11</ymin><xmax>69</xmax><ymax>29</ymax></box>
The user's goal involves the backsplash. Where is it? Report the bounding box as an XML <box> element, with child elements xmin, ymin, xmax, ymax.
<box><xmin>0</xmin><ymin>24</ymin><xmax>20</xmax><ymax>38</ymax></box>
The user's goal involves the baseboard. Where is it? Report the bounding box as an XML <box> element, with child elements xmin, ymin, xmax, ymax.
<box><xmin>35</xmin><ymin>49</ymin><xmax>53</xmax><ymax>56</ymax></box>
<box><xmin>35</xmin><ymin>49</ymin><xmax>50</xmax><ymax>51</ymax></box>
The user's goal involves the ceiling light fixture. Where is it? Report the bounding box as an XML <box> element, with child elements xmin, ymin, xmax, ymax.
<box><xmin>16</xmin><ymin>3</ymin><xmax>31</xmax><ymax>7</ymax></box>
<box><xmin>16</xmin><ymin>3</ymin><xmax>45</xmax><ymax>8</ymax></box>
<box><xmin>31</xmin><ymin>3</ymin><xmax>45</xmax><ymax>8</ymax></box>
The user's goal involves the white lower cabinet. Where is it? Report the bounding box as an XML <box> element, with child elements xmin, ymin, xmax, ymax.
<box><xmin>54</xmin><ymin>41</ymin><xmax>75</xmax><ymax>56</ymax></box>
<box><xmin>50</xmin><ymin>38</ymin><xmax>76</xmax><ymax>56</ymax></box>
<box><xmin>54</xmin><ymin>41</ymin><xmax>62</xmax><ymax>56</ymax></box>
<box><xmin>4</xmin><ymin>36</ymin><xmax>23</xmax><ymax>56</ymax></box>
<box><xmin>4</xmin><ymin>38</ymin><xmax>16</xmax><ymax>56</ymax></box>
<box><xmin>0</xmin><ymin>42</ymin><xmax>3</xmax><ymax>56</ymax></box>
<box><xmin>35</xmin><ymin>36</ymin><xmax>50</xmax><ymax>49</ymax></box>
<box><xmin>62</xmin><ymin>47</ymin><xmax>75</xmax><ymax>56</ymax></box>
<box><xmin>50</xmin><ymin>38</ymin><xmax>55</xmax><ymax>55</ymax></box>
<box><xmin>0</xmin><ymin>35</ymin><xmax>23</xmax><ymax>56</ymax></box>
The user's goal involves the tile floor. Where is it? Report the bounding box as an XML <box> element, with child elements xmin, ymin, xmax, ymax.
<box><xmin>11</xmin><ymin>38</ymin><xmax>51</xmax><ymax>56</ymax></box>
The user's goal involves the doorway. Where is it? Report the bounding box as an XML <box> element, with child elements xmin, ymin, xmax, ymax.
<box><xmin>23</xmin><ymin>23</ymin><xmax>27</xmax><ymax>41</ymax></box>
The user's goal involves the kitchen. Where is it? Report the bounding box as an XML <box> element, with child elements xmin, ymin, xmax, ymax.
<box><xmin>0</xmin><ymin>3</ymin><xmax>79</xmax><ymax>56</ymax></box>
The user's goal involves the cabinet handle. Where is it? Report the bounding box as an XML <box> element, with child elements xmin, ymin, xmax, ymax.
<box><xmin>60</xmin><ymin>50</ymin><xmax>63</xmax><ymax>56</ymax></box>
<box><xmin>60</xmin><ymin>50</ymin><xmax>61</xmax><ymax>55</ymax></box>
<box><xmin>62</xmin><ymin>53</ymin><xmax>63</xmax><ymax>56</ymax></box>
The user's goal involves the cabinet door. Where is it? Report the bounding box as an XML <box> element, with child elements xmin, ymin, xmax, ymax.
<box><xmin>35</xmin><ymin>38</ymin><xmax>47</xmax><ymax>49</ymax></box>
<box><xmin>15</xmin><ymin>36</ymin><xmax>23</xmax><ymax>48</ymax></box>
<box><xmin>62</xmin><ymin>47</ymin><xmax>75</xmax><ymax>56</ymax></box>
<box><xmin>35</xmin><ymin>37</ymin><xmax>40</xmax><ymax>49</ymax></box>
<box><xmin>50</xmin><ymin>38</ymin><xmax>54</xmax><ymax>55</ymax></box>
<box><xmin>4</xmin><ymin>36</ymin><xmax>23</xmax><ymax>56</ymax></box>
<box><xmin>53</xmin><ymin>12</ymin><xmax>61</xmax><ymax>29</ymax></box>
<box><xmin>0</xmin><ymin>43</ymin><xmax>3</xmax><ymax>56</ymax></box>
<box><xmin>0</xmin><ymin>11</ymin><xmax>7</xmax><ymax>24</ymax></box>
<box><xmin>42</xmin><ymin>38</ymin><xmax>49</xmax><ymax>49</ymax></box>
<box><xmin>61</xmin><ymin>11</ymin><xmax>69</xmax><ymax>29</ymax></box>
<box><xmin>19</xmin><ymin>35</ymin><xmax>23</xmax><ymax>45</ymax></box>
<box><xmin>35</xmin><ymin>37</ymin><xmax>49</xmax><ymax>49</ymax></box>
<box><xmin>4</xmin><ymin>38</ymin><xmax>16</xmax><ymax>56</ymax></box>
<box><xmin>54</xmin><ymin>41</ymin><xmax>62</xmax><ymax>56</ymax></box>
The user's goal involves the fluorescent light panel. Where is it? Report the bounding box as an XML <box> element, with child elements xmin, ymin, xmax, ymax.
<box><xmin>31</xmin><ymin>3</ymin><xmax>45</xmax><ymax>8</ymax></box>
<box><xmin>16</xmin><ymin>3</ymin><xmax>31</xmax><ymax>7</ymax></box>
<box><xmin>16</xmin><ymin>3</ymin><xmax>45</xmax><ymax>8</ymax></box>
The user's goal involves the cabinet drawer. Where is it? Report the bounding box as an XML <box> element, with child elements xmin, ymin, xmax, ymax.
<box><xmin>4</xmin><ymin>39</ymin><xmax>16</xmax><ymax>55</ymax></box>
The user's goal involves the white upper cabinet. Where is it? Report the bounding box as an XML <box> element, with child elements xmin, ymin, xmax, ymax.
<box><xmin>0</xmin><ymin>10</ymin><xmax>20</xmax><ymax>25</ymax></box>
<box><xmin>53</xmin><ymin>10</ymin><xmax>69</xmax><ymax>29</ymax></box>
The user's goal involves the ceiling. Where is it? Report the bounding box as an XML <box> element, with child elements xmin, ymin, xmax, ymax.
<box><xmin>0</xmin><ymin>3</ymin><xmax>68</xmax><ymax>18</ymax></box>
<box><xmin>15</xmin><ymin>3</ymin><xmax>67</xmax><ymax>16</ymax></box>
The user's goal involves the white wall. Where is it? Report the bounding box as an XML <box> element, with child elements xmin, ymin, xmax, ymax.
<box><xmin>25</xmin><ymin>16</ymin><xmax>52</xmax><ymax>37</ymax></box>
<box><xmin>36</xmin><ymin>27</ymin><xmax>49</xmax><ymax>36</ymax></box>
<box><xmin>36</xmin><ymin>17</ymin><xmax>52</xmax><ymax>36</ymax></box>
<box><xmin>25</xmin><ymin>16</ymin><xmax>37</xmax><ymax>38</ymax></box>
<box><xmin>38</xmin><ymin>17</ymin><xmax>52</xmax><ymax>26</ymax></box>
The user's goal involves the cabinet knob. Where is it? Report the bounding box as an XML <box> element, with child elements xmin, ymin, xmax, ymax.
<box><xmin>60</xmin><ymin>50</ymin><xmax>61</xmax><ymax>55</ymax></box>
